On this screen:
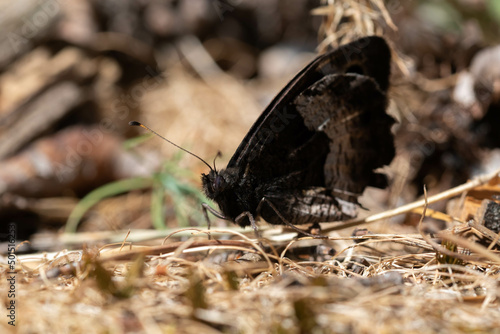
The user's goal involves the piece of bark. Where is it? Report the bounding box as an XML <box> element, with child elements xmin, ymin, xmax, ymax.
<box><xmin>0</xmin><ymin>125</ymin><xmax>154</xmax><ymax>198</ymax></box>
<box><xmin>0</xmin><ymin>82</ymin><xmax>84</xmax><ymax>159</ymax></box>
<box><xmin>0</xmin><ymin>0</ymin><xmax>60</xmax><ymax>69</ymax></box>
<box><xmin>452</xmin><ymin>175</ymin><xmax>500</xmax><ymax>223</ymax></box>
<box><xmin>476</xmin><ymin>200</ymin><xmax>500</xmax><ymax>233</ymax></box>
<box><xmin>0</xmin><ymin>46</ymin><xmax>94</xmax><ymax>121</ymax></box>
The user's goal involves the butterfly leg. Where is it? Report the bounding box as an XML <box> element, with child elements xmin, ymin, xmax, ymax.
<box><xmin>259</xmin><ymin>198</ymin><xmax>328</xmax><ymax>239</ymax></box>
<box><xmin>234</xmin><ymin>211</ymin><xmax>261</xmax><ymax>240</ymax></box>
<box><xmin>234</xmin><ymin>212</ymin><xmax>268</xmax><ymax>251</ymax></box>
<box><xmin>202</xmin><ymin>203</ymin><xmax>228</xmax><ymax>240</ymax></box>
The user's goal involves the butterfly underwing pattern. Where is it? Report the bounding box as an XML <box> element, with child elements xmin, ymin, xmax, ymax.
<box><xmin>202</xmin><ymin>36</ymin><xmax>395</xmax><ymax>228</ymax></box>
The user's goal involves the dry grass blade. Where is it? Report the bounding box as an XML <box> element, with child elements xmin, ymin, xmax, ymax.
<box><xmin>314</xmin><ymin>0</ymin><xmax>396</xmax><ymax>49</ymax></box>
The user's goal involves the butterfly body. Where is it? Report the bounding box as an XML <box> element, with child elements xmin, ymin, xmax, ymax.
<box><xmin>202</xmin><ymin>36</ymin><xmax>395</xmax><ymax>228</ymax></box>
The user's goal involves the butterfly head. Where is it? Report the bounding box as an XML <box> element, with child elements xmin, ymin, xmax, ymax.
<box><xmin>201</xmin><ymin>169</ymin><xmax>227</xmax><ymax>199</ymax></box>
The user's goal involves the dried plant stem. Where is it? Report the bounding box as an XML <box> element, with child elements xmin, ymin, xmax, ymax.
<box><xmin>100</xmin><ymin>239</ymin><xmax>256</xmax><ymax>262</ymax></box>
<box><xmin>322</xmin><ymin>168</ymin><xmax>500</xmax><ymax>232</ymax></box>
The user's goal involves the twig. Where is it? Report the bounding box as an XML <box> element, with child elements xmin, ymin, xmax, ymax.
<box><xmin>99</xmin><ymin>239</ymin><xmax>257</xmax><ymax>262</ymax></box>
<box><xmin>322</xmin><ymin>168</ymin><xmax>500</xmax><ymax>232</ymax></box>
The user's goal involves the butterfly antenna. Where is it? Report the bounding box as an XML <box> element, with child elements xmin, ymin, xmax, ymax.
<box><xmin>213</xmin><ymin>151</ymin><xmax>222</xmax><ymax>173</ymax></box>
<box><xmin>129</xmin><ymin>121</ymin><xmax>214</xmax><ymax>172</ymax></box>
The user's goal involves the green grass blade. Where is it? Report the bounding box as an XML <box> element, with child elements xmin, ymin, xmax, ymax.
<box><xmin>65</xmin><ymin>177</ymin><xmax>154</xmax><ymax>233</ymax></box>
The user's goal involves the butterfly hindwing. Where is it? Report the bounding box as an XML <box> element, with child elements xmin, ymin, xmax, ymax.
<box><xmin>259</xmin><ymin>73</ymin><xmax>393</xmax><ymax>225</ymax></box>
<box><xmin>293</xmin><ymin>73</ymin><xmax>395</xmax><ymax>202</ymax></box>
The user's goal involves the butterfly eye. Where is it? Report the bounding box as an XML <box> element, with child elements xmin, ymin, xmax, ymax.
<box><xmin>213</xmin><ymin>175</ymin><xmax>224</xmax><ymax>191</ymax></box>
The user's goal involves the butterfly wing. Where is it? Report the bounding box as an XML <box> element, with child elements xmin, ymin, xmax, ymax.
<box><xmin>258</xmin><ymin>72</ymin><xmax>394</xmax><ymax>225</ymax></box>
<box><xmin>293</xmin><ymin>73</ymin><xmax>395</xmax><ymax>200</ymax></box>
<box><xmin>207</xmin><ymin>36</ymin><xmax>394</xmax><ymax>226</ymax></box>
<box><xmin>227</xmin><ymin>36</ymin><xmax>392</xmax><ymax>183</ymax></box>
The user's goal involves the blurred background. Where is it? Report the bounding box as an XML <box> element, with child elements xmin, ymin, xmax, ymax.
<box><xmin>0</xmin><ymin>0</ymin><xmax>499</xmax><ymax>252</ymax></box>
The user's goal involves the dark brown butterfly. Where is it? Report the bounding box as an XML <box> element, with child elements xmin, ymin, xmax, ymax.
<box><xmin>200</xmin><ymin>36</ymin><xmax>394</xmax><ymax>230</ymax></box>
<box><xmin>132</xmin><ymin>36</ymin><xmax>395</xmax><ymax>233</ymax></box>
